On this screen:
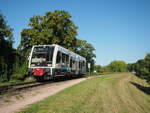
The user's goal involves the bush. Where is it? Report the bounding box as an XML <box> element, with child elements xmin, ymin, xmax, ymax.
<box><xmin>12</xmin><ymin>63</ymin><xmax>28</xmax><ymax>80</ymax></box>
<box><xmin>0</xmin><ymin>57</ymin><xmax>8</xmax><ymax>82</ymax></box>
<box><xmin>107</xmin><ymin>60</ymin><xmax>128</xmax><ymax>72</ymax></box>
<box><xmin>12</xmin><ymin>50</ymin><xmax>28</xmax><ymax>80</ymax></box>
<box><xmin>11</xmin><ymin>74</ymin><xmax>25</xmax><ymax>80</ymax></box>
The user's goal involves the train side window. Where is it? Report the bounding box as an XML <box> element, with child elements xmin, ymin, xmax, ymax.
<box><xmin>66</xmin><ymin>54</ymin><xmax>69</xmax><ymax>63</ymax></box>
<box><xmin>62</xmin><ymin>53</ymin><xmax>66</xmax><ymax>63</ymax></box>
<box><xmin>79</xmin><ymin>61</ymin><xmax>81</xmax><ymax>69</ymax></box>
<box><xmin>75</xmin><ymin>60</ymin><xmax>78</xmax><ymax>69</ymax></box>
<box><xmin>70</xmin><ymin>58</ymin><xmax>72</xmax><ymax>68</ymax></box>
<box><xmin>83</xmin><ymin>61</ymin><xmax>85</xmax><ymax>66</ymax></box>
<box><xmin>56</xmin><ymin>51</ymin><xmax>61</xmax><ymax>63</ymax></box>
<box><xmin>48</xmin><ymin>46</ymin><xmax>54</xmax><ymax>61</ymax></box>
<box><xmin>81</xmin><ymin>62</ymin><xmax>83</xmax><ymax>69</ymax></box>
<box><xmin>73</xmin><ymin>60</ymin><xmax>75</xmax><ymax>68</ymax></box>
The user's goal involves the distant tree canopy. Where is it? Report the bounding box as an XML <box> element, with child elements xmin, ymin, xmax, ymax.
<box><xmin>94</xmin><ymin>65</ymin><xmax>102</xmax><ymax>73</ymax></box>
<box><xmin>94</xmin><ymin>60</ymin><xmax>128</xmax><ymax>74</ymax></box>
<box><xmin>0</xmin><ymin>13</ymin><xmax>14</xmax><ymax>81</ymax></box>
<box><xmin>107</xmin><ymin>60</ymin><xmax>128</xmax><ymax>72</ymax></box>
<box><xmin>127</xmin><ymin>63</ymin><xmax>134</xmax><ymax>72</ymax></box>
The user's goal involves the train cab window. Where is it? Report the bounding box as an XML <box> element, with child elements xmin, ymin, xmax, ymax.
<box><xmin>56</xmin><ymin>51</ymin><xmax>61</xmax><ymax>63</ymax></box>
<box><xmin>31</xmin><ymin>46</ymin><xmax>54</xmax><ymax>67</ymax></box>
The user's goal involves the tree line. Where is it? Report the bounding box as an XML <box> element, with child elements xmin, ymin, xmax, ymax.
<box><xmin>94</xmin><ymin>60</ymin><xmax>128</xmax><ymax>74</ymax></box>
<box><xmin>0</xmin><ymin>13</ymin><xmax>17</xmax><ymax>81</ymax></box>
<box><xmin>0</xmin><ymin>10</ymin><xmax>96</xmax><ymax>82</ymax></box>
<box><xmin>128</xmin><ymin>53</ymin><xmax>150</xmax><ymax>82</ymax></box>
<box><xmin>95</xmin><ymin>53</ymin><xmax>150</xmax><ymax>82</ymax></box>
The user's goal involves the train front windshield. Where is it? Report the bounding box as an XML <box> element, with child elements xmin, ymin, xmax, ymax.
<box><xmin>30</xmin><ymin>46</ymin><xmax>54</xmax><ymax>67</ymax></box>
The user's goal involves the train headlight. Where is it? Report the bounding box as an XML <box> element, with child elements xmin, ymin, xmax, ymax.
<box><xmin>31</xmin><ymin>64</ymin><xmax>35</xmax><ymax>67</ymax></box>
<box><xmin>47</xmin><ymin>64</ymin><xmax>52</xmax><ymax>67</ymax></box>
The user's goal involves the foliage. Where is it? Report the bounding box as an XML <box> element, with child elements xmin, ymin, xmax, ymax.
<box><xmin>95</xmin><ymin>61</ymin><xmax>128</xmax><ymax>74</ymax></box>
<box><xmin>107</xmin><ymin>60</ymin><xmax>128</xmax><ymax>72</ymax></box>
<box><xmin>12</xmin><ymin>50</ymin><xmax>28</xmax><ymax>80</ymax></box>
<box><xmin>94</xmin><ymin>65</ymin><xmax>102</xmax><ymax>73</ymax></box>
<box><xmin>0</xmin><ymin>13</ymin><xmax>14</xmax><ymax>81</ymax></box>
<box><xmin>127</xmin><ymin>63</ymin><xmax>135</xmax><ymax>72</ymax></box>
<box><xmin>99</xmin><ymin>66</ymin><xmax>111</xmax><ymax>74</ymax></box>
<box><xmin>19</xmin><ymin>10</ymin><xmax>77</xmax><ymax>52</ymax></box>
<box><xmin>133</xmin><ymin>53</ymin><xmax>150</xmax><ymax>81</ymax></box>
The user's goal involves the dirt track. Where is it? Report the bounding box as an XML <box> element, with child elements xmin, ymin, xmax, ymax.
<box><xmin>0</xmin><ymin>77</ymin><xmax>86</xmax><ymax>113</ymax></box>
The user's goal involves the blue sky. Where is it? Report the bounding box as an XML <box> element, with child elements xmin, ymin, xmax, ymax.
<box><xmin>0</xmin><ymin>0</ymin><xmax>150</xmax><ymax>65</ymax></box>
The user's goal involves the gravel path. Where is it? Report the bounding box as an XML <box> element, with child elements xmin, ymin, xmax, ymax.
<box><xmin>0</xmin><ymin>77</ymin><xmax>87</xmax><ymax>113</ymax></box>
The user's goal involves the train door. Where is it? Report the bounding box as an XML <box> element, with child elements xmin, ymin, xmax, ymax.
<box><xmin>56</xmin><ymin>51</ymin><xmax>62</xmax><ymax>68</ymax></box>
<box><xmin>61</xmin><ymin>53</ymin><xmax>69</xmax><ymax>71</ymax></box>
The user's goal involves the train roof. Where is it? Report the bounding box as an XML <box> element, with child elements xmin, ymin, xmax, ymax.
<box><xmin>32</xmin><ymin>44</ymin><xmax>86</xmax><ymax>61</ymax></box>
<box><xmin>53</xmin><ymin>44</ymin><xmax>86</xmax><ymax>61</ymax></box>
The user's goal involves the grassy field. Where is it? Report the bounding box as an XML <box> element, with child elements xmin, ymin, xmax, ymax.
<box><xmin>18</xmin><ymin>73</ymin><xmax>150</xmax><ymax>113</ymax></box>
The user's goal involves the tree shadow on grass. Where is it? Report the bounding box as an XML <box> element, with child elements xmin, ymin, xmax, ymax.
<box><xmin>130</xmin><ymin>82</ymin><xmax>150</xmax><ymax>95</ymax></box>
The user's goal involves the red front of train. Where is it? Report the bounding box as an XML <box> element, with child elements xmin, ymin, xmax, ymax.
<box><xmin>33</xmin><ymin>68</ymin><xmax>44</xmax><ymax>76</ymax></box>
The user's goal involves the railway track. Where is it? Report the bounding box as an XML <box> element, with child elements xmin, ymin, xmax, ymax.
<box><xmin>0</xmin><ymin>81</ymin><xmax>53</xmax><ymax>96</ymax></box>
<box><xmin>0</xmin><ymin>76</ymin><xmax>86</xmax><ymax>97</ymax></box>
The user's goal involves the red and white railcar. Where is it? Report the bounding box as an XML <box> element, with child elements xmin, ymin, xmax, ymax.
<box><xmin>28</xmin><ymin>44</ymin><xmax>86</xmax><ymax>80</ymax></box>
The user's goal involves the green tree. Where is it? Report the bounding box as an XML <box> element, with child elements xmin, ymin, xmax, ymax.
<box><xmin>127</xmin><ymin>63</ymin><xmax>135</xmax><ymax>72</ymax></box>
<box><xmin>144</xmin><ymin>53</ymin><xmax>150</xmax><ymax>81</ymax></box>
<box><xmin>134</xmin><ymin>53</ymin><xmax>150</xmax><ymax>81</ymax></box>
<box><xmin>0</xmin><ymin>13</ymin><xmax>13</xmax><ymax>81</ymax></box>
<box><xmin>94</xmin><ymin>65</ymin><xmax>102</xmax><ymax>73</ymax></box>
<box><xmin>107</xmin><ymin>60</ymin><xmax>128</xmax><ymax>72</ymax></box>
<box><xmin>19</xmin><ymin>10</ymin><xmax>78</xmax><ymax>52</ymax></box>
<box><xmin>12</xmin><ymin>50</ymin><xmax>28</xmax><ymax>80</ymax></box>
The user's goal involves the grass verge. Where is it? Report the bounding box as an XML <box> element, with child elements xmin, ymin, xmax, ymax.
<box><xmin>18</xmin><ymin>73</ymin><xmax>150</xmax><ymax>113</ymax></box>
